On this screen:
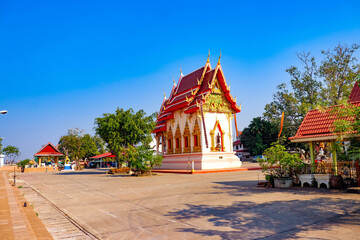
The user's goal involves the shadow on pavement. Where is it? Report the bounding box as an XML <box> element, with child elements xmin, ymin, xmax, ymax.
<box><xmin>167</xmin><ymin>181</ymin><xmax>360</xmax><ymax>239</ymax></box>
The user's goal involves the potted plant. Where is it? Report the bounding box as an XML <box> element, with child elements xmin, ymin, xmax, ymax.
<box><xmin>259</xmin><ymin>141</ymin><xmax>305</xmax><ymax>188</ymax></box>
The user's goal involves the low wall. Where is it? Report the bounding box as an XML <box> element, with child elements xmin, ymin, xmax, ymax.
<box><xmin>24</xmin><ymin>167</ymin><xmax>58</xmax><ymax>173</ymax></box>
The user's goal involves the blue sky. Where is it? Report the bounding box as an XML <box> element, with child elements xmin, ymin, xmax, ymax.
<box><xmin>1</xmin><ymin>0</ymin><xmax>360</xmax><ymax>159</ymax></box>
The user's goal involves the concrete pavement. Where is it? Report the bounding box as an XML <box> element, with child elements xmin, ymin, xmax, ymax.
<box><xmin>17</xmin><ymin>169</ymin><xmax>360</xmax><ymax>240</ymax></box>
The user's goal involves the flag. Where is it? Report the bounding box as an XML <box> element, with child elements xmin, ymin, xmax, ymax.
<box><xmin>278</xmin><ymin>112</ymin><xmax>284</xmax><ymax>139</ymax></box>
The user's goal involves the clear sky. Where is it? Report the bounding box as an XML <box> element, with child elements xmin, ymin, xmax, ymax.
<box><xmin>1</xmin><ymin>0</ymin><xmax>360</xmax><ymax>159</ymax></box>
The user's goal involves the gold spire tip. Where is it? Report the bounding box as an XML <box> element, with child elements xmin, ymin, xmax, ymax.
<box><xmin>173</xmin><ymin>76</ymin><xmax>176</xmax><ymax>85</ymax></box>
<box><xmin>218</xmin><ymin>50</ymin><xmax>221</xmax><ymax>65</ymax></box>
<box><xmin>180</xmin><ymin>66</ymin><xmax>183</xmax><ymax>75</ymax></box>
<box><xmin>207</xmin><ymin>49</ymin><xmax>210</xmax><ymax>63</ymax></box>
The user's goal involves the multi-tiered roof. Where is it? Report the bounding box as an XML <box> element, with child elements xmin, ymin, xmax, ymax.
<box><xmin>153</xmin><ymin>57</ymin><xmax>241</xmax><ymax>133</ymax></box>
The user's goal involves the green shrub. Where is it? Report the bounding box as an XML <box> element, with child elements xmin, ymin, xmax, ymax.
<box><xmin>259</xmin><ymin>141</ymin><xmax>305</xmax><ymax>179</ymax></box>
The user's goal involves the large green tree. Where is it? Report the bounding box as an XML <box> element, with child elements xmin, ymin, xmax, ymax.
<box><xmin>3</xmin><ymin>145</ymin><xmax>20</xmax><ymax>165</ymax></box>
<box><xmin>95</xmin><ymin>108</ymin><xmax>156</xmax><ymax>169</ymax></box>
<box><xmin>320</xmin><ymin>43</ymin><xmax>360</xmax><ymax>106</ymax></box>
<box><xmin>241</xmin><ymin>117</ymin><xmax>279</xmax><ymax>156</ymax></box>
<box><xmin>264</xmin><ymin>43</ymin><xmax>360</xmax><ymax>146</ymax></box>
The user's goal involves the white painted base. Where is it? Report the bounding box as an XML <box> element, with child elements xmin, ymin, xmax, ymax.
<box><xmin>314</xmin><ymin>174</ymin><xmax>331</xmax><ymax>188</ymax></box>
<box><xmin>0</xmin><ymin>154</ymin><xmax>4</xmax><ymax>168</ymax></box>
<box><xmin>299</xmin><ymin>174</ymin><xmax>315</xmax><ymax>187</ymax></box>
<box><xmin>156</xmin><ymin>152</ymin><xmax>242</xmax><ymax>170</ymax></box>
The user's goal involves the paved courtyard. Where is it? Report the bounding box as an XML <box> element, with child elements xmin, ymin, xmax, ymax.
<box><xmin>17</xmin><ymin>169</ymin><xmax>360</xmax><ymax>240</ymax></box>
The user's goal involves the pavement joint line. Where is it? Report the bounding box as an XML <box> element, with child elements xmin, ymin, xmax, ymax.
<box><xmin>66</xmin><ymin>179</ymin><xmax>199</xmax><ymax>229</ymax></box>
<box><xmin>18</xmin><ymin>178</ymin><xmax>100</xmax><ymax>240</ymax></box>
<box><xmin>97</xmin><ymin>209</ymin><xmax>118</xmax><ymax>219</ymax></box>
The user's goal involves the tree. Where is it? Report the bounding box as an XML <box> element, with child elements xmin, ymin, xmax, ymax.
<box><xmin>241</xmin><ymin>117</ymin><xmax>279</xmax><ymax>156</ymax></box>
<box><xmin>264</xmin><ymin>52</ymin><xmax>323</xmax><ymax>145</ymax></box>
<box><xmin>264</xmin><ymin>43</ymin><xmax>360</xmax><ymax>147</ymax></box>
<box><xmin>58</xmin><ymin>128</ymin><xmax>85</xmax><ymax>170</ymax></box>
<box><xmin>95</xmin><ymin>108</ymin><xmax>156</xmax><ymax>169</ymax></box>
<box><xmin>81</xmin><ymin>134</ymin><xmax>101</xmax><ymax>159</ymax></box>
<box><xmin>3</xmin><ymin>145</ymin><xmax>20</xmax><ymax>165</ymax></box>
<box><xmin>320</xmin><ymin>43</ymin><xmax>360</xmax><ymax>106</ymax></box>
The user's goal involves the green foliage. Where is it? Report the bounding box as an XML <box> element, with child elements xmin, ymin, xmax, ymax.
<box><xmin>126</xmin><ymin>145</ymin><xmax>163</xmax><ymax>174</ymax></box>
<box><xmin>264</xmin><ymin>43</ymin><xmax>360</xmax><ymax>148</ymax></box>
<box><xmin>0</xmin><ymin>138</ymin><xmax>3</xmax><ymax>154</ymax></box>
<box><xmin>3</xmin><ymin>145</ymin><xmax>20</xmax><ymax>164</ymax></box>
<box><xmin>95</xmin><ymin>108</ymin><xmax>156</xmax><ymax>168</ymax></box>
<box><xmin>58</xmin><ymin>128</ymin><xmax>86</xmax><ymax>170</ymax></box>
<box><xmin>319</xmin><ymin>43</ymin><xmax>360</xmax><ymax>106</ymax></box>
<box><xmin>17</xmin><ymin>159</ymin><xmax>30</xmax><ymax>167</ymax></box>
<box><xmin>241</xmin><ymin>117</ymin><xmax>278</xmax><ymax>156</ymax></box>
<box><xmin>259</xmin><ymin>141</ymin><xmax>305</xmax><ymax>179</ymax></box>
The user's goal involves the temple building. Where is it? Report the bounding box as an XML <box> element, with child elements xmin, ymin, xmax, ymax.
<box><xmin>153</xmin><ymin>54</ymin><xmax>242</xmax><ymax>170</ymax></box>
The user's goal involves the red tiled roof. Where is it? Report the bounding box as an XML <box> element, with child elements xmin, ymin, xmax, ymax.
<box><xmin>174</xmin><ymin>67</ymin><xmax>204</xmax><ymax>94</ymax></box>
<box><xmin>349</xmin><ymin>81</ymin><xmax>360</xmax><ymax>103</ymax></box>
<box><xmin>152</xmin><ymin>59</ymin><xmax>241</xmax><ymax>133</ymax></box>
<box><xmin>289</xmin><ymin>102</ymin><xmax>360</xmax><ymax>141</ymax></box>
<box><xmin>89</xmin><ymin>152</ymin><xmax>116</xmax><ymax>159</ymax></box>
<box><xmin>34</xmin><ymin>142</ymin><xmax>63</xmax><ymax>156</ymax></box>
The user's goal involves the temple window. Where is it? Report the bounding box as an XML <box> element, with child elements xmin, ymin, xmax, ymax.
<box><xmin>166</xmin><ymin>127</ymin><xmax>174</xmax><ymax>154</ymax></box>
<box><xmin>174</xmin><ymin>124</ymin><xmax>182</xmax><ymax>154</ymax></box>
<box><xmin>183</xmin><ymin>121</ymin><xmax>191</xmax><ymax>153</ymax></box>
<box><xmin>192</xmin><ymin>119</ymin><xmax>201</xmax><ymax>152</ymax></box>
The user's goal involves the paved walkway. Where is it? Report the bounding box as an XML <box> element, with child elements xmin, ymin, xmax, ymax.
<box><xmin>0</xmin><ymin>169</ymin><xmax>53</xmax><ymax>240</ymax></box>
<box><xmin>17</xmin><ymin>169</ymin><xmax>360</xmax><ymax>239</ymax></box>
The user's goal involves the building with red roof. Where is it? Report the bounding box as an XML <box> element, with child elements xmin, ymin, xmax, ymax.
<box><xmin>290</xmin><ymin>81</ymin><xmax>360</xmax><ymax>174</ymax></box>
<box><xmin>153</xmin><ymin>54</ymin><xmax>242</xmax><ymax>170</ymax></box>
<box><xmin>34</xmin><ymin>142</ymin><xmax>63</xmax><ymax>166</ymax></box>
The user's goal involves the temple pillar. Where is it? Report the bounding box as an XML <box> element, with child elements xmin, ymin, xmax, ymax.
<box><xmin>331</xmin><ymin>141</ymin><xmax>338</xmax><ymax>175</ymax></box>
<box><xmin>38</xmin><ymin>157</ymin><xmax>42</xmax><ymax>166</ymax></box>
<box><xmin>54</xmin><ymin>156</ymin><xmax>59</xmax><ymax>165</ymax></box>
<box><xmin>309</xmin><ymin>142</ymin><xmax>315</xmax><ymax>173</ymax></box>
<box><xmin>156</xmin><ymin>136</ymin><xmax>159</xmax><ymax>154</ymax></box>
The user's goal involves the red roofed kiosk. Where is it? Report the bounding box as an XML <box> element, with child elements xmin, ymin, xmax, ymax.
<box><xmin>34</xmin><ymin>142</ymin><xmax>63</xmax><ymax>166</ymax></box>
<box><xmin>290</xmin><ymin>82</ymin><xmax>360</xmax><ymax>174</ymax></box>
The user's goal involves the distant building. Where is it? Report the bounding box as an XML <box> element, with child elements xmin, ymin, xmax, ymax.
<box><xmin>233</xmin><ymin>132</ymin><xmax>250</xmax><ymax>160</ymax></box>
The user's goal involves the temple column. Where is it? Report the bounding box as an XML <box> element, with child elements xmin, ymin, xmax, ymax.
<box><xmin>54</xmin><ymin>156</ymin><xmax>59</xmax><ymax>165</ymax></box>
<box><xmin>162</xmin><ymin>135</ymin><xmax>166</xmax><ymax>155</ymax></box>
<box><xmin>156</xmin><ymin>136</ymin><xmax>160</xmax><ymax>154</ymax></box>
<box><xmin>331</xmin><ymin>141</ymin><xmax>338</xmax><ymax>175</ymax></box>
<box><xmin>309</xmin><ymin>142</ymin><xmax>315</xmax><ymax>173</ymax></box>
<box><xmin>38</xmin><ymin>157</ymin><xmax>42</xmax><ymax>166</ymax></box>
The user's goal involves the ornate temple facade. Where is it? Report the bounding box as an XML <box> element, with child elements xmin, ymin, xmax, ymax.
<box><xmin>153</xmin><ymin>55</ymin><xmax>242</xmax><ymax>170</ymax></box>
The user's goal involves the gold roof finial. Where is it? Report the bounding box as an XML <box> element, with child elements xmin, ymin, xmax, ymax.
<box><xmin>197</xmin><ymin>78</ymin><xmax>200</xmax><ymax>85</ymax></box>
<box><xmin>218</xmin><ymin>50</ymin><xmax>221</xmax><ymax>65</ymax></box>
<box><xmin>207</xmin><ymin>49</ymin><xmax>210</xmax><ymax>63</ymax></box>
<box><xmin>180</xmin><ymin>66</ymin><xmax>183</xmax><ymax>75</ymax></box>
<box><xmin>163</xmin><ymin>91</ymin><xmax>166</xmax><ymax>99</ymax></box>
<box><xmin>173</xmin><ymin>76</ymin><xmax>176</xmax><ymax>85</ymax></box>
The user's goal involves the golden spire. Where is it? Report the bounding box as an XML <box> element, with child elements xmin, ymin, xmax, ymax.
<box><xmin>207</xmin><ymin>49</ymin><xmax>210</xmax><ymax>63</ymax></box>
<box><xmin>163</xmin><ymin>91</ymin><xmax>166</xmax><ymax>99</ymax></box>
<box><xmin>180</xmin><ymin>66</ymin><xmax>183</xmax><ymax>75</ymax></box>
<box><xmin>173</xmin><ymin>76</ymin><xmax>176</xmax><ymax>85</ymax></box>
<box><xmin>217</xmin><ymin>50</ymin><xmax>221</xmax><ymax>65</ymax></box>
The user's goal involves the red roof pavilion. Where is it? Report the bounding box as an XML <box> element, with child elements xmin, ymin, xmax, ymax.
<box><xmin>89</xmin><ymin>152</ymin><xmax>116</xmax><ymax>159</ymax></box>
<box><xmin>290</xmin><ymin>82</ymin><xmax>360</xmax><ymax>142</ymax></box>
<box><xmin>34</xmin><ymin>142</ymin><xmax>63</xmax><ymax>157</ymax></box>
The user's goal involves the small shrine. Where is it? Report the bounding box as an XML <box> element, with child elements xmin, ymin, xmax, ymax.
<box><xmin>34</xmin><ymin>142</ymin><xmax>63</xmax><ymax>166</ymax></box>
<box><xmin>153</xmin><ymin>53</ymin><xmax>242</xmax><ymax>170</ymax></box>
<box><xmin>290</xmin><ymin>82</ymin><xmax>360</xmax><ymax>174</ymax></box>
